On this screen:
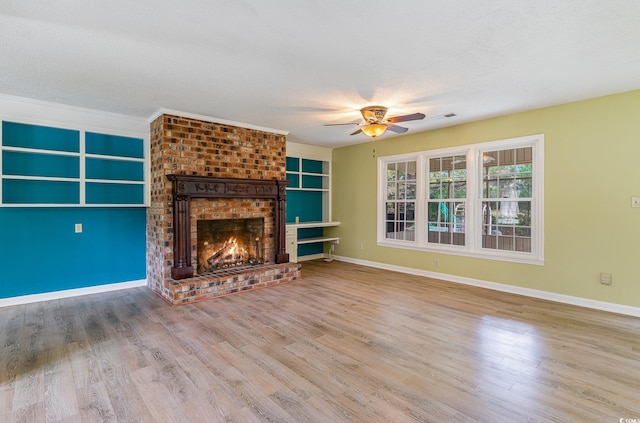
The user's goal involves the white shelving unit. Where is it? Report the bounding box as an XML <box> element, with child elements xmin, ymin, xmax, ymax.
<box><xmin>285</xmin><ymin>141</ymin><xmax>338</xmax><ymax>262</ymax></box>
<box><xmin>0</xmin><ymin>120</ymin><xmax>148</xmax><ymax>207</ymax></box>
<box><xmin>286</xmin><ymin>221</ymin><xmax>340</xmax><ymax>263</ymax></box>
<box><xmin>285</xmin><ymin>156</ymin><xmax>331</xmax><ymax>222</ymax></box>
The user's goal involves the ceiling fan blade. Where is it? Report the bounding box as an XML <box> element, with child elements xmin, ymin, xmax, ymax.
<box><xmin>386</xmin><ymin>112</ymin><xmax>426</xmax><ymax>123</ymax></box>
<box><xmin>386</xmin><ymin>124</ymin><xmax>409</xmax><ymax>134</ymax></box>
<box><xmin>323</xmin><ymin>122</ymin><xmax>360</xmax><ymax>126</ymax></box>
<box><xmin>350</xmin><ymin>128</ymin><xmax>363</xmax><ymax>136</ymax></box>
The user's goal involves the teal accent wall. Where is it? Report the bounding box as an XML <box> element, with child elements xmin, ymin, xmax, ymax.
<box><xmin>85</xmin><ymin>158</ymin><xmax>144</xmax><ymax>181</ymax></box>
<box><xmin>301</xmin><ymin>158</ymin><xmax>323</xmax><ymax>173</ymax></box>
<box><xmin>301</xmin><ymin>174</ymin><xmax>323</xmax><ymax>189</ymax></box>
<box><xmin>3</xmin><ymin>151</ymin><xmax>80</xmax><ymax>178</ymax></box>
<box><xmin>0</xmin><ymin>207</ymin><xmax>146</xmax><ymax>298</ymax></box>
<box><xmin>286</xmin><ymin>190</ymin><xmax>323</xmax><ymax>223</ymax></box>
<box><xmin>85</xmin><ymin>132</ymin><xmax>145</xmax><ymax>158</ymax></box>
<box><xmin>86</xmin><ymin>182</ymin><xmax>144</xmax><ymax>204</ymax></box>
<box><xmin>285</xmin><ymin>156</ymin><xmax>299</xmax><ymax>171</ymax></box>
<box><xmin>2</xmin><ymin>121</ymin><xmax>79</xmax><ymax>152</ymax></box>
<box><xmin>1</xmin><ymin>118</ymin><xmax>148</xmax><ymax>299</ymax></box>
<box><xmin>3</xmin><ymin>180</ymin><xmax>80</xmax><ymax>204</ymax></box>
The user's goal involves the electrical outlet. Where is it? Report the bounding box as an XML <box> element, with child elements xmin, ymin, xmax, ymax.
<box><xmin>600</xmin><ymin>272</ymin><xmax>612</xmax><ymax>285</ymax></box>
<box><xmin>435</xmin><ymin>259</ymin><xmax>440</xmax><ymax>268</ymax></box>
<box><xmin>632</xmin><ymin>197</ymin><xmax>640</xmax><ymax>208</ymax></box>
<box><xmin>75</xmin><ymin>223</ymin><xmax>83</xmax><ymax>233</ymax></box>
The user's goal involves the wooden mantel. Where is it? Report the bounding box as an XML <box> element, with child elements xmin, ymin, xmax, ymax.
<box><xmin>167</xmin><ymin>174</ymin><xmax>290</xmax><ymax>280</ymax></box>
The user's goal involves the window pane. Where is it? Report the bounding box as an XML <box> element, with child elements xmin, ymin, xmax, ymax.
<box><xmin>430</xmin><ymin>181</ymin><xmax>448</xmax><ymax>199</ymax></box>
<box><xmin>406</xmin><ymin>161</ymin><xmax>417</xmax><ymax>180</ymax></box>
<box><xmin>397</xmin><ymin>162</ymin><xmax>406</xmax><ymax>180</ymax></box>
<box><xmin>387</xmin><ymin>163</ymin><xmax>396</xmax><ymax>181</ymax></box>
<box><xmin>386</xmin><ymin>202</ymin><xmax>395</xmax><ymax>218</ymax></box>
<box><xmin>429</xmin><ymin>158</ymin><xmax>440</xmax><ymax>172</ymax></box>
<box><xmin>481</xmin><ymin>200</ymin><xmax>531</xmax><ymax>253</ymax></box>
<box><xmin>428</xmin><ymin>202</ymin><xmax>443</xmax><ymax>224</ymax></box>
<box><xmin>406</xmin><ymin>202</ymin><xmax>415</xmax><ymax>220</ymax></box>
<box><xmin>397</xmin><ymin>202</ymin><xmax>405</xmax><ymax>217</ymax></box>
<box><xmin>387</xmin><ymin>182</ymin><xmax>396</xmax><ymax>200</ymax></box>
<box><xmin>406</xmin><ymin>181</ymin><xmax>416</xmax><ymax>200</ymax></box>
<box><xmin>453</xmin><ymin>180</ymin><xmax>466</xmax><ymax>198</ymax></box>
<box><xmin>427</xmin><ymin>200</ymin><xmax>466</xmax><ymax>246</ymax></box>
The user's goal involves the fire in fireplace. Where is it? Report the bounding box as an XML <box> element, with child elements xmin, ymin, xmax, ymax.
<box><xmin>197</xmin><ymin>218</ymin><xmax>265</xmax><ymax>273</ymax></box>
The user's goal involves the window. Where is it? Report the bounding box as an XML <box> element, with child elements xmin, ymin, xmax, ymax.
<box><xmin>383</xmin><ymin>159</ymin><xmax>417</xmax><ymax>242</ymax></box>
<box><xmin>481</xmin><ymin>147</ymin><xmax>533</xmax><ymax>253</ymax></box>
<box><xmin>378</xmin><ymin>134</ymin><xmax>544</xmax><ymax>264</ymax></box>
<box><xmin>427</xmin><ymin>154</ymin><xmax>467</xmax><ymax>247</ymax></box>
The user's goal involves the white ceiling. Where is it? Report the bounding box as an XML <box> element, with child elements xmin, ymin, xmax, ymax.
<box><xmin>1</xmin><ymin>1</ymin><xmax>640</xmax><ymax>148</ymax></box>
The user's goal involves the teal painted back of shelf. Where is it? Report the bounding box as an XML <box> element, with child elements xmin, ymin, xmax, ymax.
<box><xmin>1</xmin><ymin>121</ymin><xmax>146</xmax><ymax>206</ymax></box>
<box><xmin>3</xmin><ymin>121</ymin><xmax>79</xmax><ymax>152</ymax></box>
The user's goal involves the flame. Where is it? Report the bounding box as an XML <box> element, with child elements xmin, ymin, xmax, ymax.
<box><xmin>205</xmin><ymin>236</ymin><xmax>250</xmax><ymax>269</ymax></box>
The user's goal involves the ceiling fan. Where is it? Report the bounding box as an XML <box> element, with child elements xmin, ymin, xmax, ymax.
<box><xmin>324</xmin><ymin>105</ymin><xmax>426</xmax><ymax>138</ymax></box>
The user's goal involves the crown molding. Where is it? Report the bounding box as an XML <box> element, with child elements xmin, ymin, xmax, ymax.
<box><xmin>149</xmin><ymin>108</ymin><xmax>289</xmax><ymax>136</ymax></box>
<box><xmin>0</xmin><ymin>93</ymin><xmax>149</xmax><ymax>135</ymax></box>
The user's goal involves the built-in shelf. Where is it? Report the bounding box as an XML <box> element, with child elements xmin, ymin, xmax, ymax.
<box><xmin>287</xmin><ymin>221</ymin><xmax>340</xmax><ymax>229</ymax></box>
<box><xmin>285</xmin><ymin>143</ymin><xmax>335</xmax><ymax>261</ymax></box>
<box><xmin>296</xmin><ymin>236</ymin><xmax>340</xmax><ymax>245</ymax></box>
<box><xmin>286</xmin><ymin>221</ymin><xmax>340</xmax><ymax>263</ymax></box>
<box><xmin>0</xmin><ymin>120</ymin><xmax>148</xmax><ymax>206</ymax></box>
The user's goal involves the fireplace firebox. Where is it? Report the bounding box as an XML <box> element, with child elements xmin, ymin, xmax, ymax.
<box><xmin>197</xmin><ymin>218</ymin><xmax>264</xmax><ymax>273</ymax></box>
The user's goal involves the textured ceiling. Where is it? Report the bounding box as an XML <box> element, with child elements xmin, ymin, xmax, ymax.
<box><xmin>1</xmin><ymin>1</ymin><xmax>640</xmax><ymax>147</ymax></box>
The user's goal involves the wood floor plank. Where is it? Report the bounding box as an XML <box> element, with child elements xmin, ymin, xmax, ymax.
<box><xmin>2</xmin><ymin>259</ymin><xmax>640</xmax><ymax>422</ymax></box>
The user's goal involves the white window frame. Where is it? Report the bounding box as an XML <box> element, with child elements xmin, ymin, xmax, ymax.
<box><xmin>377</xmin><ymin>134</ymin><xmax>544</xmax><ymax>265</ymax></box>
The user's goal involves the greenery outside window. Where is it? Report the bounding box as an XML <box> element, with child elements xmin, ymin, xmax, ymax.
<box><xmin>378</xmin><ymin>134</ymin><xmax>544</xmax><ymax>265</ymax></box>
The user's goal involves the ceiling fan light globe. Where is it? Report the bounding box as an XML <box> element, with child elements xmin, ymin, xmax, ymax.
<box><xmin>362</xmin><ymin>123</ymin><xmax>387</xmax><ymax>137</ymax></box>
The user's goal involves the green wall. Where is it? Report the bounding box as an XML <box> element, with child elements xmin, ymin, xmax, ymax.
<box><xmin>331</xmin><ymin>89</ymin><xmax>640</xmax><ymax>308</ymax></box>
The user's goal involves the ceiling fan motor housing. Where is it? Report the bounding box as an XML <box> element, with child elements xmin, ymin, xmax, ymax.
<box><xmin>361</xmin><ymin>106</ymin><xmax>388</xmax><ymax>123</ymax></box>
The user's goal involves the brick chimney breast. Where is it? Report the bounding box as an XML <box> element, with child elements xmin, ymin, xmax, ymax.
<box><xmin>147</xmin><ymin>114</ymin><xmax>300</xmax><ymax>305</ymax></box>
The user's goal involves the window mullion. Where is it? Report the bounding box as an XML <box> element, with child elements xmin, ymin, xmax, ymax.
<box><xmin>464</xmin><ymin>149</ymin><xmax>478</xmax><ymax>252</ymax></box>
<box><xmin>415</xmin><ymin>155</ymin><xmax>426</xmax><ymax>246</ymax></box>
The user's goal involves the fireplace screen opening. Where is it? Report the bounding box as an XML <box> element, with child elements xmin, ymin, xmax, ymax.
<box><xmin>197</xmin><ymin>218</ymin><xmax>265</xmax><ymax>273</ymax></box>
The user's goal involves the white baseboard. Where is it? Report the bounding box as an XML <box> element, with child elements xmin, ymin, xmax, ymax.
<box><xmin>0</xmin><ymin>279</ymin><xmax>148</xmax><ymax>308</ymax></box>
<box><xmin>332</xmin><ymin>256</ymin><xmax>640</xmax><ymax>318</ymax></box>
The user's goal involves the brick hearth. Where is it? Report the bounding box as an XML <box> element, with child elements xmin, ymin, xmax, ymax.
<box><xmin>147</xmin><ymin>113</ymin><xmax>301</xmax><ymax>305</ymax></box>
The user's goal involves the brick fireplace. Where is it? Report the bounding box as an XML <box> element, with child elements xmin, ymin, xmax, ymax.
<box><xmin>147</xmin><ymin>113</ymin><xmax>301</xmax><ymax>305</ymax></box>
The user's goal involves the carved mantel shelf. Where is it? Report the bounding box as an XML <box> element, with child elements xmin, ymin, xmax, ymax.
<box><xmin>166</xmin><ymin>174</ymin><xmax>289</xmax><ymax>280</ymax></box>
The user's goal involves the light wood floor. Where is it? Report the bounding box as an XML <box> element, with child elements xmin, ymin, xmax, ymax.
<box><xmin>2</xmin><ymin>260</ymin><xmax>640</xmax><ymax>422</ymax></box>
